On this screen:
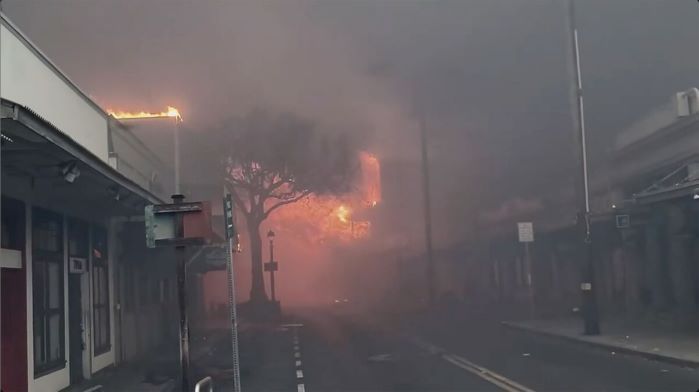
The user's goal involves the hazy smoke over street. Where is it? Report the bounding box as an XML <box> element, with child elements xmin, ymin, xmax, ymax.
<box><xmin>5</xmin><ymin>0</ymin><xmax>699</xmax><ymax>309</ymax></box>
<box><xmin>5</xmin><ymin>1</ymin><xmax>699</xmax><ymax>391</ymax></box>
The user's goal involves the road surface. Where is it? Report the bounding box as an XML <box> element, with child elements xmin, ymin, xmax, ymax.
<box><xmin>241</xmin><ymin>306</ymin><xmax>699</xmax><ymax>391</ymax></box>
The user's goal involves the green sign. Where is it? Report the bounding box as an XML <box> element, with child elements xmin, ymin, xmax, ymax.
<box><xmin>224</xmin><ymin>194</ymin><xmax>235</xmax><ymax>240</ymax></box>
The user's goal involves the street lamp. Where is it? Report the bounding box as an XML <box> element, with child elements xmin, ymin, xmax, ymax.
<box><xmin>566</xmin><ymin>0</ymin><xmax>600</xmax><ymax>335</ymax></box>
<box><xmin>265</xmin><ymin>230</ymin><xmax>279</xmax><ymax>302</ymax></box>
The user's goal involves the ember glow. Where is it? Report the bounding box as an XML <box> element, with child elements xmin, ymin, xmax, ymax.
<box><xmin>107</xmin><ymin>106</ymin><xmax>183</xmax><ymax>122</ymax></box>
<box><xmin>268</xmin><ymin>151</ymin><xmax>381</xmax><ymax>243</ymax></box>
<box><xmin>336</xmin><ymin>205</ymin><xmax>351</xmax><ymax>223</ymax></box>
<box><xmin>359</xmin><ymin>151</ymin><xmax>381</xmax><ymax>207</ymax></box>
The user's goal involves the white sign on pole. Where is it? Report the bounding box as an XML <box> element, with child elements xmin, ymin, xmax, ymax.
<box><xmin>517</xmin><ymin>222</ymin><xmax>534</xmax><ymax>242</ymax></box>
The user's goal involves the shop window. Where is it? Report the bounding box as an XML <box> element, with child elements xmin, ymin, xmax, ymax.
<box><xmin>1</xmin><ymin>196</ymin><xmax>25</xmax><ymax>250</ymax></box>
<box><xmin>68</xmin><ymin>220</ymin><xmax>88</xmax><ymax>258</ymax></box>
<box><xmin>92</xmin><ymin>226</ymin><xmax>111</xmax><ymax>355</ymax></box>
<box><xmin>32</xmin><ymin>207</ymin><xmax>65</xmax><ymax>376</ymax></box>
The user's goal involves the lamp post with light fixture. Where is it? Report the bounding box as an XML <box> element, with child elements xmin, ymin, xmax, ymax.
<box><xmin>119</xmin><ymin>106</ymin><xmax>193</xmax><ymax>390</ymax></box>
<box><xmin>566</xmin><ymin>0</ymin><xmax>600</xmax><ymax>335</ymax></box>
<box><xmin>265</xmin><ymin>229</ymin><xmax>279</xmax><ymax>303</ymax></box>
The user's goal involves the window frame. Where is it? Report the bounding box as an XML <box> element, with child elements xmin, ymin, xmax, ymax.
<box><xmin>91</xmin><ymin>225</ymin><xmax>111</xmax><ymax>356</ymax></box>
<box><xmin>32</xmin><ymin>207</ymin><xmax>66</xmax><ymax>377</ymax></box>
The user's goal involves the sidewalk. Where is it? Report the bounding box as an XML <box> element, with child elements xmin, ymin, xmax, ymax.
<box><xmin>502</xmin><ymin>316</ymin><xmax>699</xmax><ymax>367</ymax></box>
<box><xmin>60</xmin><ymin>364</ymin><xmax>176</xmax><ymax>392</ymax></box>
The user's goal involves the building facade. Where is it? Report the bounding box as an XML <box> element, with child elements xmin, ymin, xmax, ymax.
<box><xmin>467</xmin><ymin>88</ymin><xmax>699</xmax><ymax>323</ymax></box>
<box><xmin>1</xmin><ymin>13</ymin><xmax>180</xmax><ymax>392</ymax></box>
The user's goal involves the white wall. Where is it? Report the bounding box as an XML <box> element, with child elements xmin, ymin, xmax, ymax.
<box><xmin>615</xmin><ymin>101</ymin><xmax>676</xmax><ymax>150</ymax></box>
<box><xmin>0</xmin><ymin>21</ymin><xmax>109</xmax><ymax>162</ymax></box>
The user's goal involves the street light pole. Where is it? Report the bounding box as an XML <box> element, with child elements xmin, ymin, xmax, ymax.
<box><xmin>267</xmin><ymin>230</ymin><xmax>277</xmax><ymax>302</ymax></box>
<box><xmin>566</xmin><ymin>0</ymin><xmax>600</xmax><ymax>335</ymax></box>
<box><xmin>172</xmin><ymin>194</ymin><xmax>191</xmax><ymax>391</ymax></box>
<box><xmin>174</xmin><ymin>117</ymin><xmax>181</xmax><ymax>195</ymax></box>
<box><xmin>419</xmin><ymin>113</ymin><xmax>436</xmax><ymax>305</ymax></box>
<box><xmin>171</xmin><ymin>113</ymin><xmax>190</xmax><ymax>389</ymax></box>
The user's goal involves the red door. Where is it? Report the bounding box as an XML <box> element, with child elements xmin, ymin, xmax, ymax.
<box><xmin>1</xmin><ymin>197</ymin><xmax>28</xmax><ymax>392</ymax></box>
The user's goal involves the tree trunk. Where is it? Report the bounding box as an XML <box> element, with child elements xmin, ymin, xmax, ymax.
<box><xmin>248</xmin><ymin>218</ymin><xmax>268</xmax><ymax>303</ymax></box>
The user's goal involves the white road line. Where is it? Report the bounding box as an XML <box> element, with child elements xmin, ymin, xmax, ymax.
<box><xmin>292</xmin><ymin>324</ymin><xmax>306</xmax><ymax>391</ymax></box>
<box><xmin>443</xmin><ymin>355</ymin><xmax>519</xmax><ymax>392</ymax></box>
<box><xmin>448</xmin><ymin>354</ymin><xmax>535</xmax><ymax>392</ymax></box>
<box><xmin>411</xmin><ymin>337</ymin><xmax>534</xmax><ymax>392</ymax></box>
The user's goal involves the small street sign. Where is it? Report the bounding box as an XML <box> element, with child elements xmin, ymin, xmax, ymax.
<box><xmin>145</xmin><ymin>201</ymin><xmax>210</xmax><ymax>248</ymax></box>
<box><xmin>517</xmin><ymin>222</ymin><xmax>534</xmax><ymax>242</ymax></box>
<box><xmin>264</xmin><ymin>261</ymin><xmax>279</xmax><ymax>272</ymax></box>
<box><xmin>224</xmin><ymin>194</ymin><xmax>236</xmax><ymax>240</ymax></box>
<box><xmin>615</xmin><ymin>214</ymin><xmax>630</xmax><ymax>229</ymax></box>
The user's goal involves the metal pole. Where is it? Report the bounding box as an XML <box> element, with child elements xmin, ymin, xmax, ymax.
<box><xmin>524</xmin><ymin>242</ymin><xmax>535</xmax><ymax>318</ymax></box>
<box><xmin>223</xmin><ymin>193</ymin><xmax>242</xmax><ymax>392</ymax></box>
<box><xmin>419</xmin><ymin>114</ymin><xmax>436</xmax><ymax>305</ymax></box>
<box><xmin>566</xmin><ymin>0</ymin><xmax>600</xmax><ymax>335</ymax></box>
<box><xmin>174</xmin><ymin>120</ymin><xmax>181</xmax><ymax>195</ymax></box>
<box><xmin>173</xmin><ymin>194</ymin><xmax>191</xmax><ymax>391</ymax></box>
<box><xmin>269</xmin><ymin>238</ymin><xmax>276</xmax><ymax>302</ymax></box>
<box><xmin>226</xmin><ymin>238</ymin><xmax>242</xmax><ymax>392</ymax></box>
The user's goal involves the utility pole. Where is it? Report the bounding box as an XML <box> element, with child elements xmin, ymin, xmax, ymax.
<box><xmin>172</xmin><ymin>194</ymin><xmax>191</xmax><ymax>391</ymax></box>
<box><xmin>566</xmin><ymin>0</ymin><xmax>600</xmax><ymax>335</ymax></box>
<box><xmin>419</xmin><ymin>114</ymin><xmax>436</xmax><ymax>305</ymax></box>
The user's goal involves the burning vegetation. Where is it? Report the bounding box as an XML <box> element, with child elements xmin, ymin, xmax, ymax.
<box><xmin>269</xmin><ymin>150</ymin><xmax>381</xmax><ymax>243</ymax></box>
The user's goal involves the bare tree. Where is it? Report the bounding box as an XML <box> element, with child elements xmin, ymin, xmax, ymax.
<box><xmin>220</xmin><ymin>109</ymin><xmax>357</xmax><ymax>304</ymax></box>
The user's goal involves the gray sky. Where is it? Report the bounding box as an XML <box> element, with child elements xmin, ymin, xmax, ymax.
<box><xmin>4</xmin><ymin>0</ymin><xmax>698</xmax><ymax>245</ymax></box>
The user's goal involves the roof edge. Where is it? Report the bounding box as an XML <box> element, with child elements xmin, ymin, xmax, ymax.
<box><xmin>0</xmin><ymin>12</ymin><xmax>112</xmax><ymax>120</ymax></box>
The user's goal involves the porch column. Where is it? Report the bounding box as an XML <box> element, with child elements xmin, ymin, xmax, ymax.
<box><xmin>643</xmin><ymin>218</ymin><xmax>669</xmax><ymax>310</ymax></box>
<box><xmin>619</xmin><ymin>229</ymin><xmax>640</xmax><ymax>313</ymax></box>
<box><xmin>666</xmin><ymin>205</ymin><xmax>695</xmax><ymax>313</ymax></box>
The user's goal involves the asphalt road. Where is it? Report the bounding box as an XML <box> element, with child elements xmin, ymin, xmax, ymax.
<box><xmin>241</xmin><ymin>306</ymin><xmax>699</xmax><ymax>392</ymax></box>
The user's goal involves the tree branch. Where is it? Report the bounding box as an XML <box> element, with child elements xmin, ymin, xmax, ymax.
<box><xmin>263</xmin><ymin>190</ymin><xmax>311</xmax><ymax>219</ymax></box>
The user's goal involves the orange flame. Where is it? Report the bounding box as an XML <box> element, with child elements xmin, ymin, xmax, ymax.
<box><xmin>336</xmin><ymin>205</ymin><xmax>351</xmax><ymax>223</ymax></box>
<box><xmin>359</xmin><ymin>151</ymin><xmax>381</xmax><ymax>207</ymax></box>
<box><xmin>107</xmin><ymin>106</ymin><xmax>183</xmax><ymax>122</ymax></box>
<box><xmin>268</xmin><ymin>151</ymin><xmax>381</xmax><ymax>244</ymax></box>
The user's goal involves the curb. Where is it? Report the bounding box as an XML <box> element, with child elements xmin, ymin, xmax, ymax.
<box><xmin>500</xmin><ymin>321</ymin><xmax>699</xmax><ymax>369</ymax></box>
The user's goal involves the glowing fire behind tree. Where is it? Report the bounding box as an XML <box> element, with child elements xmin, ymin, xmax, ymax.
<box><xmin>267</xmin><ymin>151</ymin><xmax>380</xmax><ymax>244</ymax></box>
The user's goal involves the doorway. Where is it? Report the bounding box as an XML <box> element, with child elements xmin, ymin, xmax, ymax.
<box><xmin>68</xmin><ymin>219</ymin><xmax>89</xmax><ymax>384</ymax></box>
<box><xmin>68</xmin><ymin>273</ymin><xmax>83</xmax><ymax>383</ymax></box>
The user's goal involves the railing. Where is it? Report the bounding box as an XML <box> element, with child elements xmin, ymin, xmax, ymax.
<box><xmin>194</xmin><ymin>376</ymin><xmax>214</xmax><ymax>392</ymax></box>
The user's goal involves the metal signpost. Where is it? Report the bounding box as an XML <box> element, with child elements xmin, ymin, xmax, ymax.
<box><xmin>145</xmin><ymin>197</ymin><xmax>207</xmax><ymax>392</ymax></box>
<box><xmin>517</xmin><ymin>222</ymin><xmax>535</xmax><ymax>317</ymax></box>
<box><xmin>223</xmin><ymin>194</ymin><xmax>242</xmax><ymax>392</ymax></box>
